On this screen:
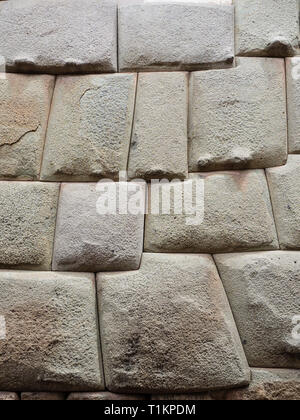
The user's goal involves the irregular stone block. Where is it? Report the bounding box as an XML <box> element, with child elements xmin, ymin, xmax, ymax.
<box><xmin>53</xmin><ymin>182</ymin><xmax>145</xmax><ymax>272</ymax></box>
<box><xmin>235</xmin><ymin>0</ymin><xmax>299</xmax><ymax>57</ymax></box>
<box><xmin>214</xmin><ymin>251</ymin><xmax>300</xmax><ymax>368</ymax></box>
<box><xmin>128</xmin><ymin>72</ymin><xmax>188</xmax><ymax>180</ymax></box>
<box><xmin>189</xmin><ymin>58</ymin><xmax>287</xmax><ymax>171</ymax></box>
<box><xmin>0</xmin><ymin>74</ymin><xmax>54</xmax><ymax>180</ymax></box>
<box><xmin>145</xmin><ymin>171</ymin><xmax>279</xmax><ymax>253</ymax></box>
<box><xmin>0</xmin><ymin>0</ymin><xmax>117</xmax><ymax>73</ymax></box>
<box><xmin>41</xmin><ymin>74</ymin><xmax>136</xmax><ymax>181</ymax></box>
<box><xmin>67</xmin><ymin>392</ymin><xmax>145</xmax><ymax>401</ymax></box>
<box><xmin>21</xmin><ymin>393</ymin><xmax>66</xmax><ymax>401</ymax></box>
<box><xmin>0</xmin><ymin>182</ymin><xmax>59</xmax><ymax>270</ymax></box>
<box><xmin>286</xmin><ymin>57</ymin><xmax>300</xmax><ymax>153</ymax></box>
<box><xmin>0</xmin><ymin>271</ymin><xmax>104</xmax><ymax>391</ymax></box>
<box><xmin>266</xmin><ymin>156</ymin><xmax>300</xmax><ymax>249</ymax></box>
<box><xmin>98</xmin><ymin>253</ymin><xmax>250</xmax><ymax>394</ymax></box>
<box><xmin>0</xmin><ymin>392</ymin><xmax>19</xmax><ymax>401</ymax></box>
<box><xmin>118</xmin><ymin>3</ymin><xmax>234</xmax><ymax>71</ymax></box>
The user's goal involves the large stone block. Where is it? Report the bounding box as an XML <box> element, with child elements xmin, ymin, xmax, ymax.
<box><xmin>0</xmin><ymin>392</ymin><xmax>19</xmax><ymax>401</ymax></box>
<box><xmin>286</xmin><ymin>57</ymin><xmax>300</xmax><ymax>153</ymax></box>
<box><xmin>235</xmin><ymin>0</ymin><xmax>299</xmax><ymax>57</ymax></box>
<box><xmin>67</xmin><ymin>392</ymin><xmax>145</xmax><ymax>401</ymax></box>
<box><xmin>0</xmin><ymin>0</ymin><xmax>117</xmax><ymax>73</ymax></box>
<box><xmin>0</xmin><ymin>74</ymin><xmax>54</xmax><ymax>180</ymax></box>
<box><xmin>98</xmin><ymin>253</ymin><xmax>250</xmax><ymax>394</ymax></box>
<box><xmin>215</xmin><ymin>251</ymin><xmax>300</xmax><ymax>368</ymax></box>
<box><xmin>0</xmin><ymin>271</ymin><xmax>104</xmax><ymax>391</ymax></box>
<box><xmin>53</xmin><ymin>182</ymin><xmax>145</xmax><ymax>272</ymax></box>
<box><xmin>21</xmin><ymin>393</ymin><xmax>66</xmax><ymax>401</ymax></box>
<box><xmin>145</xmin><ymin>171</ymin><xmax>279</xmax><ymax>253</ymax></box>
<box><xmin>266</xmin><ymin>156</ymin><xmax>300</xmax><ymax>249</ymax></box>
<box><xmin>128</xmin><ymin>72</ymin><xmax>188</xmax><ymax>180</ymax></box>
<box><xmin>0</xmin><ymin>182</ymin><xmax>59</xmax><ymax>270</ymax></box>
<box><xmin>118</xmin><ymin>2</ymin><xmax>234</xmax><ymax>71</ymax></box>
<box><xmin>41</xmin><ymin>74</ymin><xmax>136</xmax><ymax>181</ymax></box>
<box><xmin>189</xmin><ymin>58</ymin><xmax>287</xmax><ymax>171</ymax></box>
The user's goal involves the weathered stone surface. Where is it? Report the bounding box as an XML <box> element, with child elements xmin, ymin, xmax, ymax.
<box><xmin>0</xmin><ymin>182</ymin><xmax>59</xmax><ymax>270</ymax></box>
<box><xmin>67</xmin><ymin>392</ymin><xmax>145</xmax><ymax>401</ymax></box>
<box><xmin>0</xmin><ymin>0</ymin><xmax>117</xmax><ymax>73</ymax></box>
<box><xmin>215</xmin><ymin>251</ymin><xmax>300</xmax><ymax>368</ymax></box>
<box><xmin>151</xmin><ymin>394</ymin><xmax>214</xmax><ymax>401</ymax></box>
<box><xmin>98</xmin><ymin>253</ymin><xmax>250</xmax><ymax>394</ymax></box>
<box><xmin>128</xmin><ymin>72</ymin><xmax>188</xmax><ymax>180</ymax></box>
<box><xmin>235</xmin><ymin>0</ymin><xmax>299</xmax><ymax>57</ymax></box>
<box><xmin>0</xmin><ymin>74</ymin><xmax>54</xmax><ymax>180</ymax></box>
<box><xmin>225</xmin><ymin>369</ymin><xmax>300</xmax><ymax>400</ymax></box>
<box><xmin>189</xmin><ymin>58</ymin><xmax>287</xmax><ymax>171</ymax></box>
<box><xmin>266</xmin><ymin>156</ymin><xmax>300</xmax><ymax>249</ymax></box>
<box><xmin>21</xmin><ymin>393</ymin><xmax>66</xmax><ymax>401</ymax></box>
<box><xmin>145</xmin><ymin>171</ymin><xmax>278</xmax><ymax>253</ymax></box>
<box><xmin>41</xmin><ymin>74</ymin><xmax>136</xmax><ymax>181</ymax></box>
<box><xmin>0</xmin><ymin>271</ymin><xmax>104</xmax><ymax>391</ymax></box>
<box><xmin>0</xmin><ymin>392</ymin><xmax>19</xmax><ymax>401</ymax></box>
<box><xmin>53</xmin><ymin>182</ymin><xmax>145</xmax><ymax>272</ymax></box>
<box><xmin>119</xmin><ymin>3</ymin><xmax>234</xmax><ymax>71</ymax></box>
<box><xmin>286</xmin><ymin>57</ymin><xmax>300</xmax><ymax>153</ymax></box>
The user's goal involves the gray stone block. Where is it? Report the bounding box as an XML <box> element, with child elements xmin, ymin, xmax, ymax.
<box><xmin>0</xmin><ymin>392</ymin><xmax>19</xmax><ymax>400</ymax></box>
<box><xmin>286</xmin><ymin>57</ymin><xmax>300</xmax><ymax>153</ymax></box>
<box><xmin>67</xmin><ymin>392</ymin><xmax>145</xmax><ymax>400</ymax></box>
<box><xmin>21</xmin><ymin>393</ymin><xmax>66</xmax><ymax>401</ymax></box>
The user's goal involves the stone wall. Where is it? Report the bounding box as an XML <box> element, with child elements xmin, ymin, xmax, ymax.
<box><xmin>0</xmin><ymin>0</ymin><xmax>300</xmax><ymax>401</ymax></box>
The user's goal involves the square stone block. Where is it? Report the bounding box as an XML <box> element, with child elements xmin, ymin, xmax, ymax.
<box><xmin>286</xmin><ymin>57</ymin><xmax>300</xmax><ymax>153</ymax></box>
<box><xmin>215</xmin><ymin>251</ymin><xmax>300</xmax><ymax>368</ymax></box>
<box><xmin>0</xmin><ymin>271</ymin><xmax>104</xmax><ymax>391</ymax></box>
<box><xmin>98</xmin><ymin>253</ymin><xmax>250</xmax><ymax>394</ymax></box>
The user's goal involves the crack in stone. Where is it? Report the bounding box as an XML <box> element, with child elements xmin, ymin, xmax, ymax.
<box><xmin>0</xmin><ymin>124</ymin><xmax>41</xmax><ymax>147</ymax></box>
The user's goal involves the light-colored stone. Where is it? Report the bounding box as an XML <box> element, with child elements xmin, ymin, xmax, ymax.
<box><xmin>225</xmin><ymin>369</ymin><xmax>300</xmax><ymax>400</ymax></box>
<box><xmin>0</xmin><ymin>392</ymin><xmax>19</xmax><ymax>401</ymax></box>
<box><xmin>189</xmin><ymin>58</ymin><xmax>287</xmax><ymax>171</ymax></box>
<box><xmin>128</xmin><ymin>72</ymin><xmax>188</xmax><ymax>180</ymax></box>
<box><xmin>0</xmin><ymin>182</ymin><xmax>59</xmax><ymax>270</ymax></box>
<box><xmin>98</xmin><ymin>253</ymin><xmax>250</xmax><ymax>394</ymax></box>
<box><xmin>145</xmin><ymin>171</ymin><xmax>279</xmax><ymax>253</ymax></box>
<box><xmin>67</xmin><ymin>392</ymin><xmax>145</xmax><ymax>401</ymax></box>
<box><xmin>41</xmin><ymin>74</ymin><xmax>136</xmax><ymax>181</ymax></box>
<box><xmin>0</xmin><ymin>74</ymin><xmax>54</xmax><ymax>180</ymax></box>
<box><xmin>0</xmin><ymin>0</ymin><xmax>117</xmax><ymax>73</ymax></box>
<box><xmin>0</xmin><ymin>271</ymin><xmax>104</xmax><ymax>391</ymax></box>
<box><xmin>214</xmin><ymin>251</ymin><xmax>300</xmax><ymax>368</ymax></box>
<box><xmin>21</xmin><ymin>393</ymin><xmax>66</xmax><ymax>401</ymax></box>
<box><xmin>53</xmin><ymin>182</ymin><xmax>145</xmax><ymax>272</ymax></box>
<box><xmin>151</xmin><ymin>394</ymin><xmax>215</xmax><ymax>401</ymax></box>
<box><xmin>266</xmin><ymin>156</ymin><xmax>300</xmax><ymax>249</ymax></box>
<box><xmin>235</xmin><ymin>0</ymin><xmax>299</xmax><ymax>57</ymax></box>
<box><xmin>286</xmin><ymin>57</ymin><xmax>300</xmax><ymax>153</ymax></box>
<box><xmin>119</xmin><ymin>2</ymin><xmax>234</xmax><ymax>71</ymax></box>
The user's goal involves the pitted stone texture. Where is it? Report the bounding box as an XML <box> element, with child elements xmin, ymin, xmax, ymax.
<box><xmin>189</xmin><ymin>58</ymin><xmax>287</xmax><ymax>171</ymax></box>
<box><xmin>0</xmin><ymin>0</ymin><xmax>117</xmax><ymax>73</ymax></box>
<box><xmin>215</xmin><ymin>251</ymin><xmax>300</xmax><ymax>368</ymax></box>
<box><xmin>235</xmin><ymin>0</ymin><xmax>299</xmax><ymax>57</ymax></box>
<box><xmin>128</xmin><ymin>72</ymin><xmax>188</xmax><ymax>180</ymax></box>
<box><xmin>0</xmin><ymin>75</ymin><xmax>54</xmax><ymax>180</ymax></box>
<box><xmin>266</xmin><ymin>156</ymin><xmax>300</xmax><ymax>249</ymax></box>
<box><xmin>67</xmin><ymin>392</ymin><xmax>145</xmax><ymax>401</ymax></box>
<box><xmin>53</xmin><ymin>182</ymin><xmax>145</xmax><ymax>272</ymax></box>
<box><xmin>41</xmin><ymin>74</ymin><xmax>136</xmax><ymax>181</ymax></box>
<box><xmin>21</xmin><ymin>393</ymin><xmax>66</xmax><ymax>401</ymax></box>
<box><xmin>145</xmin><ymin>171</ymin><xmax>278</xmax><ymax>254</ymax></box>
<box><xmin>225</xmin><ymin>369</ymin><xmax>300</xmax><ymax>400</ymax></box>
<box><xmin>0</xmin><ymin>271</ymin><xmax>104</xmax><ymax>391</ymax></box>
<box><xmin>0</xmin><ymin>182</ymin><xmax>59</xmax><ymax>270</ymax></box>
<box><xmin>152</xmin><ymin>394</ymin><xmax>215</xmax><ymax>401</ymax></box>
<box><xmin>286</xmin><ymin>57</ymin><xmax>300</xmax><ymax>153</ymax></box>
<box><xmin>0</xmin><ymin>392</ymin><xmax>19</xmax><ymax>401</ymax></box>
<box><xmin>98</xmin><ymin>253</ymin><xmax>250</xmax><ymax>394</ymax></box>
<box><xmin>119</xmin><ymin>3</ymin><xmax>234</xmax><ymax>71</ymax></box>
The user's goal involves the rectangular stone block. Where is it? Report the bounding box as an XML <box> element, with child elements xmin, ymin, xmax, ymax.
<box><xmin>189</xmin><ymin>58</ymin><xmax>287</xmax><ymax>171</ymax></box>
<box><xmin>128</xmin><ymin>72</ymin><xmax>188</xmax><ymax>180</ymax></box>
<box><xmin>0</xmin><ymin>0</ymin><xmax>117</xmax><ymax>73</ymax></box>
<box><xmin>266</xmin><ymin>155</ymin><xmax>300</xmax><ymax>249</ymax></box>
<box><xmin>0</xmin><ymin>392</ymin><xmax>19</xmax><ymax>401</ymax></box>
<box><xmin>286</xmin><ymin>57</ymin><xmax>300</xmax><ymax>153</ymax></box>
<box><xmin>41</xmin><ymin>74</ymin><xmax>136</xmax><ymax>181</ymax></box>
<box><xmin>0</xmin><ymin>182</ymin><xmax>59</xmax><ymax>270</ymax></box>
<box><xmin>118</xmin><ymin>2</ymin><xmax>234</xmax><ymax>71</ymax></box>
<box><xmin>67</xmin><ymin>392</ymin><xmax>145</xmax><ymax>401</ymax></box>
<box><xmin>0</xmin><ymin>74</ymin><xmax>54</xmax><ymax>180</ymax></box>
<box><xmin>235</xmin><ymin>0</ymin><xmax>299</xmax><ymax>57</ymax></box>
<box><xmin>53</xmin><ymin>182</ymin><xmax>145</xmax><ymax>272</ymax></box>
<box><xmin>145</xmin><ymin>171</ymin><xmax>279</xmax><ymax>254</ymax></box>
<box><xmin>0</xmin><ymin>271</ymin><xmax>104</xmax><ymax>391</ymax></box>
<box><xmin>98</xmin><ymin>253</ymin><xmax>250</xmax><ymax>394</ymax></box>
<box><xmin>215</xmin><ymin>251</ymin><xmax>300</xmax><ymax>368</ymax></box>
<box><xmin>21</xmin><ymin>393</ymin><xmax>66</xmax><ymax>401</ymax></box>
